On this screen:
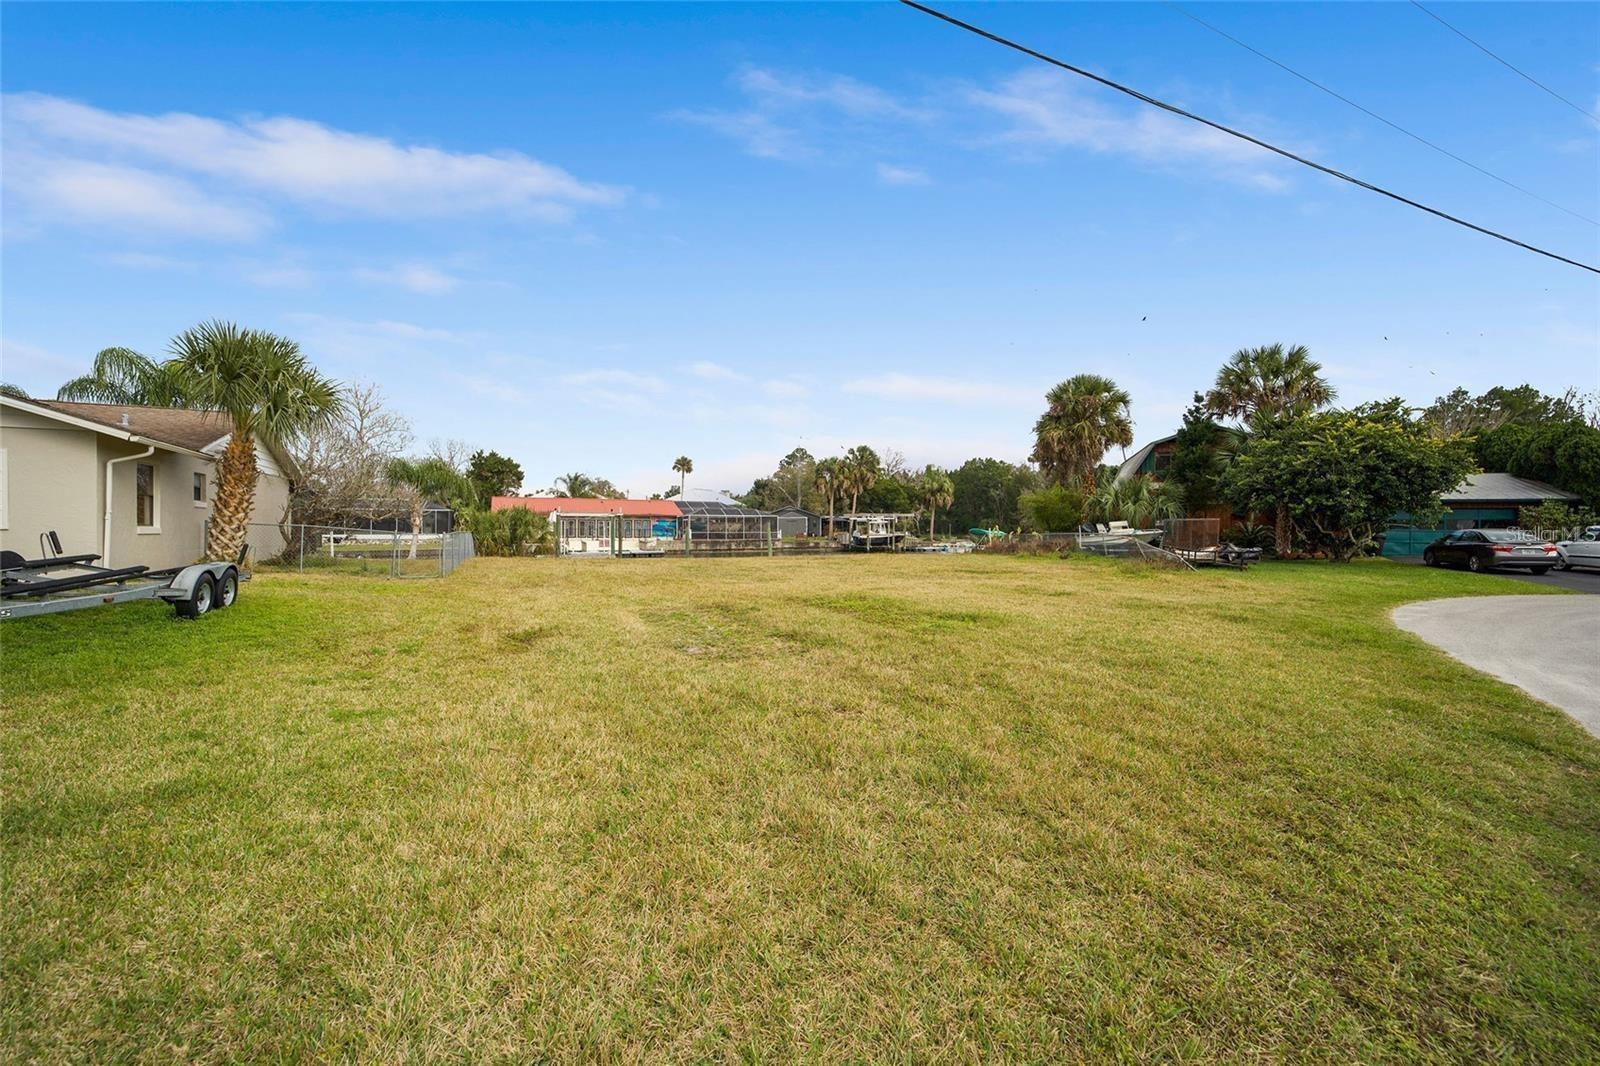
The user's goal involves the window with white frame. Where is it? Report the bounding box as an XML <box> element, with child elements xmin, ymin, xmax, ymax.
<box><xmin>193</xmin><ymin>471</ymin><xmax>208</xmax><ymax>506</ymax></box>
<box><xmin>136</xmin><ymin>462</ymin><xmax>158</xmax><ymax>531</ymax></box>
<box><xmin>0</xmin><ymin>447</ymin><xmax>8</xmax><ymax>530</ymax></box>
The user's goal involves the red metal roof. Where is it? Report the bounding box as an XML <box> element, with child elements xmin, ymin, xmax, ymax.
<box><xmin>491</xmin><ymin>496</ymin><xmax>683</xmax><ymax>517</ymax></box>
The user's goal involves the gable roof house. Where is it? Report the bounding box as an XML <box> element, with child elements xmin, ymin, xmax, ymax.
<box><xmin>0</xmin><ymin>396</ymin><xmax>293</xmax><ymax>569</ymax></box>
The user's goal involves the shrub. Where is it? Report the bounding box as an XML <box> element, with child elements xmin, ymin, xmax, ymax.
<box><xmin>1019</xmin><ymin>484</ymin><xmax>1086</xmax><ymax>532</ymax></box>
<box><xmin>458</xmin><ymin>507</ymin><xmax>552</xmax><ymax>556</ymax></box>
<box><xmin>1224</xmin><ymin>522</ymin><xmax>1274</xmax><ymax>551</ymax></box>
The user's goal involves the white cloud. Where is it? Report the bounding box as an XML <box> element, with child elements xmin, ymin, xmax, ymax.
<box><xmin>6</xmin><ymin>157</ymin><xmax>267</xmax><ymax>240</ymax></box>
<box><xmin>354</xmin><ymin>263</ymin><xmax>461</xmax><ymax>294</ymax></box>
<box><xmin>99</xmin><ymin>251</ymin><xmax>195</xmax><ymax>270</ymax></box>
<box><xmin>447</xmin><ymin>371</ymin><xmax>529</xmax><ymax>405</ymax></box>
<box><xmin>876</xmin><ymin>162</ymin><xmax>931</xmax><ymax>186</ymax></box>
<box><xmin>672</xmin><ymin>65</ymin><xmax>925</xmax><ymax>162</ymax></box>
<box><xmin>687</xmin><ymin>360</ymin><xmax>747</xmax><ymax>381</ymax></box>
<box><xmin>761</xmin><ymin>378</ymin><xmax>809</xmax><ymax>398</ymax></box>
<box><xmin>560</xmin><ymin>368</ymin><xmax>665</xmax><ymax>393</ymax></box>
<box><xmin>3</xmin><ymin>92</ymin><xmax>628</xmax><ymax>234</ymax></box>
<box><xmin>967</xmin><ymin>69</ymin><xmax>1291</xmax><ymax>191</ymax></box>
<box><xmin>842</xmin><ymin>372</ymin><xmax>1038</xmax><ymax>406</ymax></box>
<box><xmin>242</xmin><ymin>263</ymin><xmax>315</xmax><ymax>288</ymax></box>
<box><xmin>281</xmin><ymin>313</ymin><xmax>470</xmax><ymax>364</ymax></box>
<box><xmin>668</xmin><ymin>108</ymin><xmax>807</xmax><ymax>161</ymax></box>
<box><xmin>734</xmin><ymin>66</ymin><xmax>928</xmax><ymax>122</ymax></box>
<box><xmin>0</xmin><ymin>337</ymin><xmax>81</xmax><ymax>388</ymax></box>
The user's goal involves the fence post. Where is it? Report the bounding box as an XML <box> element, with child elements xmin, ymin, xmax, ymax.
<box><xmin>392</xmin><ymin>530</ymin><xmax>400</xmax><ymax>577</ymax></box>
<box><xmin>298</xmin><ymin>524</ymin><xmax>305</xmax><ymax>573</ymax></box>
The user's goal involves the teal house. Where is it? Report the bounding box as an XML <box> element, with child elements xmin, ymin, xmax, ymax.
<box><xmin>1382</xmin><ymin>473</ymin><xmax>1580</xmax><ymax>556</ymax></box>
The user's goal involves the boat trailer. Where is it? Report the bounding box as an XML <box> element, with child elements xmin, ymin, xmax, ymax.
<box><xmin>1</xmin><ymin>533</ymin><xmax>245</xmax><ymax>621</ymax></box>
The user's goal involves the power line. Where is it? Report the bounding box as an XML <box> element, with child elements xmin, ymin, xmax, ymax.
<box><xmin>896</xmin><ymin>0</ymin><xmax>1599</xmax><ymax>275</ymax></box>
<box><xmin>1165</xmin><ymin>2</ymin><xmax>1597</xmax><ymax>227</ymax></box>
<box><xmin>1408</xmin><ymin>1</ymin><xmax>1600</xmax><ymax>125</ymax></box>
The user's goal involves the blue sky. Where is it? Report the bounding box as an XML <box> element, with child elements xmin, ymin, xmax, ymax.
<box><xmin>3</xmin><ymin>1</ymin><xmax>1596</xmax><ymax>496</ymax></box>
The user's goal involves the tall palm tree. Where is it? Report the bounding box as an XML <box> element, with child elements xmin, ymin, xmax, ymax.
<box><xmin>672</xmin><ymin>455</ymin><xmax>693</xmax><ymax>497</ymax></box>
<box><xmin>1031</xmin><ymin>374</ymin><xmax>1133</xmax><ymax>491</ymax></box>
<box><xmin>918</xmin><ymin>465</ymin><xmax>954</xmax><ymax>541</ymax></box>
<box><xmin>1203</xmin><ymin>343</ymin><xmax>1335</xmax><ymax>426</ymax></box>
<box><xmin>813</xmin><ymin>457</ymin><xmax>840</xmax><ymax>535</ymax></box>
<box><xmin>554</xmin><ymin>472</ymin><xmax>597</xmax><ymax>497</ymax></box>
<box><xmin>169</xmin><ymin>321</ymin><xmax>344</xmax><ymax>563</ymax></box>
<box><xmin>58</xmin><ymin>346</ymin><xmax>191</xmax><ymax>406</ymax></box>
<box><xmin>1204</xmin><ymin>343</ymin><xmax>1335</xmax><ymax>554</ymax></box>
<box><xmin>841</xmin><ymin>445</ymin><xmax>880</xmax><ymax>516</ymax></box>
<box><xmin>385</xmin><ymin>456</ymin><xmax>468</xmax><ymax>558</ymax></box>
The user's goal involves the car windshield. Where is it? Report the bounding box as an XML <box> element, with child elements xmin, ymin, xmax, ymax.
<box><xmin>1481</xmin><ymin>530</ymin><xmax>1538</xmax><ymax>543</ymax></box>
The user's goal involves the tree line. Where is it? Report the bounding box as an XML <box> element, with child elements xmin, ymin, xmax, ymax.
<box><xmin>31</xmin><ymin>327</ymin><xmax>1598</xmax><ymax>561</ymax></box>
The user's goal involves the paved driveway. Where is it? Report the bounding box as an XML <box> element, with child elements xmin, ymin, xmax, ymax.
<box><xmin>1393</xmin><ymin>595</ymin><xmax>1600</xmax><ymax>738</ymax></box>
<box><xmin>1389</xmin><ymin>555</ymin><xmax>1600</xmax><ymax>594</ymax></box>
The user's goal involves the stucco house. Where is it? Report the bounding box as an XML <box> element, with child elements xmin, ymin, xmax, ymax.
<box><xmin>0</xmin><ymin>395</ymin><xmax>292</xmax><ymax>569</ymax></box>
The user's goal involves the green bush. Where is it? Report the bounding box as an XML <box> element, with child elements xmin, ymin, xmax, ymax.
<box><xmin>1224</xmin><ymin>522</ymin><xmax>1274</xmax><ymax>551</ymax></box>
<box><xmin>1019</xmin><ymin>484</ymin><xmax>1086</xmax><ymax>533</ymax></box>
<box><xmin>459</xmin><ymin>506</ymin><xmax>552</xmax><ymax>556</ymax></box>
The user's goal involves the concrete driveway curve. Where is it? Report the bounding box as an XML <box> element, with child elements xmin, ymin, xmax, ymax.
<box><xmin>1393</xmin><ymin>595</ymin><xmax>1600</xmax><ymax>739</ymax></box>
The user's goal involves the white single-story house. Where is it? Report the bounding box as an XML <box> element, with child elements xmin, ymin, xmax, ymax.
<box><xmin>0</xmin><ymin>396</ymin><xmax>292</xmax><ymax>570</ymax></box>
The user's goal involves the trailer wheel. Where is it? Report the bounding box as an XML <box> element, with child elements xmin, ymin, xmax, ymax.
<box><xmin>176</xmin><ymin>574</ymin><xmax>216</xmax><ymax>619</ymax></box>
<box><xmin>216</xmin><ymin>569</ymin><xmax>239</xmax><ymax>608</ymax></box>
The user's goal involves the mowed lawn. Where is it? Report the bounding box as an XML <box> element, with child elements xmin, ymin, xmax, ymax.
<box><xmin>4</xmin><ymin>555</ymin><xmax>1598</xmax><ymax>1061</ymax></box>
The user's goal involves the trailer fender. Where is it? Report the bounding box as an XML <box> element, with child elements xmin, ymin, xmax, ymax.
<box><xmin>156</xmin><ymin>562</ymin><xmax>239</xmax><ymax>603</ymax></box>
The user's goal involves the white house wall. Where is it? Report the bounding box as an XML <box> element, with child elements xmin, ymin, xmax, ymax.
<box><xmin>0</xmin><ymin>403</ymin><xmax>291</xmax><ymax>569</ymax></box>
<box><xmin>0</xmin><ymin>406</ymin><xmax>102</xmax><ymax>561</ymax></box>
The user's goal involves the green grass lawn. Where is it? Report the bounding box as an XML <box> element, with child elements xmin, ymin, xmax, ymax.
<box><xmin>4</xmin><ymin>555</ymin><xmax>1597</xmax><ymax>1060</ymax></box>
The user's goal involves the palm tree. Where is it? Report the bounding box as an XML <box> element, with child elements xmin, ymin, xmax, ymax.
<box><xmin>554</xmin><ymin>472</ymin><xmax>597</xmax><ymax>497</ymax></box>
<box><xmin>672</xmin><ymin>455</ymin><xmax>693</xmax><ymax>497</ymax></box>
<box><xmin>58</xmin><ymin>346</ymin><xmax>191</xmax><ymax>406</ymax></box>
<box><xmin>1114</xmin><ymin>474</ymin><xmax>1184</xmax><ymax>528</ymax></box>
<box><xmin>814</xmin><ymin>457</ymin><xmax>841</xmax><ymax>537</ymax></box>
<box><xmin>1204</xmin><ymin>343</ymin><xmax>1335</xmax><ymax>554</ymax></box>
<box><xmin>1031</xmin><ymin>374</ymin><xmax>1134</xmax><ymax>491</ymax></box>
<box><xmin>841</xmin><ymin>445</ymin><xmax>880</xmax><ymax>515</ymax></box>
<box><xmin>1203</xmin><ymin>343</ymin><xmax>1335</xmax><ymax>427</ymax></box>
<box><xmin>385</xmin><ymin>456</ymin><xmax>468</xmax><ymax>558</ymax></box>
<box><xmin>168</xmin><ymin>321</ymin><xmax>343</xmax><ymax>563</ymax></box>
<box><xmin>918</xmin><ymin>465</ymin><xmax>954</xmax><ymax>541</ymax></box>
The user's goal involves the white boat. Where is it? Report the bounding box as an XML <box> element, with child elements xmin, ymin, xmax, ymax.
<box><xmin>844</xmin><ymin>514</ymin><xmax>911</xmax><ymax>550</ymax></box>
<box><xmin>1075</xmin><ymin>521</ymin><xmax>1164</xmax><ymax>548</ymax></box>
<box><xmin>910</xmin><ymin>539</ymin><xmax>975</xmax><ymax>554</ymax></box>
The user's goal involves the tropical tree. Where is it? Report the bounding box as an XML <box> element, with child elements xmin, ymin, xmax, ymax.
<box><xmin>672</xmin><ymin>455</ymin><xmax>693</xmax><ymax>496</ymax></box>
<box><xmin>1203</xmin><ymin>343</ymin><xmax>1335</xmax><ymax>554</ymax></box>
<box><xmin>168</xmin><ymin>322</ymin><xmax>343</xmax><ymax>563</ymax></box>
<box><xmin>814</xmin><ymin>457</ymin><xmax>841</xmax><ymax>535</ymax></box>
<box><xmin>1204</xmin><ymin>344</ymin><xmax>1335</xmax><ymax>426</ymax></box>
<box><xmin>1018</xmin><ymin>483</ymin><xmax>1086</xmax><ymax>532</ymax></box>
<box><xmin>840</xmin><ymin>445</ymin><xmax>881</xmax><ymax>515</ymax></box>
<box><xmin>1031</xmin><ymin>374</ymin><xmax>1133</xmax><ymax>490</ymax></box>
<box><xmin>466</xmin><ymin>449</ymin><xmax>524</xmax><ymax>507</ymax></box>
<box><xmin>917</xmin><ymin>465</ymin><xmax>954</xmax><ymax>540</ymax></box>
<box><xmin>554</xmin><ymin>472</ymin><xmax>597</xmax><ymax>497</ymax></box>
<box><xmin>0</xmin><ymin>383</ymin><xmax>29</xmax><ymax>399</ymax></box>
<box><xmin>58</xmin><ymin>346</ymin><xmax>192</xmax><ymax>406</ymax></box>
<box><xmin>385</xmin><ymin>456</ymin><xmax>469</xmax><ymax>558</ymax></box>
<box><xmin>1224</xmin><ymin>401</ymin><xmax>1474</xmax><ymax>562</ymax></box>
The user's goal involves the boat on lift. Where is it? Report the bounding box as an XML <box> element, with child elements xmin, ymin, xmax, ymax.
<box><xmin>844</xmin><ymin>514</ymin><xmax>912</xmax><ymax>550</ymax></box>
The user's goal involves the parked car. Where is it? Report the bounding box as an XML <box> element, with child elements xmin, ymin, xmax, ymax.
<box><xmin>1556</xmin><ymin>530</ymin><xmax>1600</xmax><ymax>572</ymax></box>
<box><xmin>1422</xmin><ymin>529</ymin><xmax>1559</xmax><ymax>574</ymax></box>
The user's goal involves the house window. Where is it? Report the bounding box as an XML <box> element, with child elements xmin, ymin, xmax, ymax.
<box><xmin>193</xmin><ymin>471</ymin><xmax>208</xmax><ymax>506</ymax></box>
<box><xmin>136</xmin><ymin>462</ymin><xmax>158</xmax><ymax>531</ymax></box>
<box><xmin>0</xmin><ymin>447</ymin><xmax>8</xmax><ymax>530</ymax></box>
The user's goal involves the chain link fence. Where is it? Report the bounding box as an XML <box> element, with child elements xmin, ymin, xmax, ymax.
<box><xmin>239</xmin><ymin>523</ymin><xmax>475</xmax><ymax>578</ymax></box>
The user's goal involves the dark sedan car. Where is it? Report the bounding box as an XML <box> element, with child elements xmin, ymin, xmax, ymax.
<box><xmin>1423</xmin><ymin>529</ymin><xmax>1559</xmax><ymax>574</ymax></box>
